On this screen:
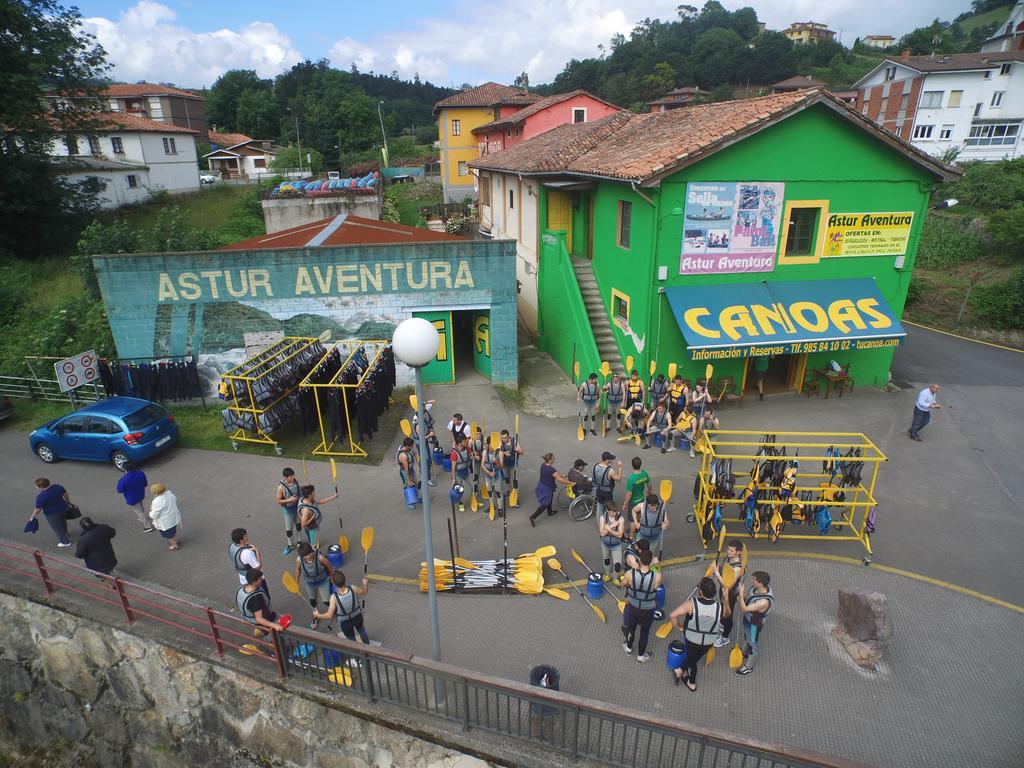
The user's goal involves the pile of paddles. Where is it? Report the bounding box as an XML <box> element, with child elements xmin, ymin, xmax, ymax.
<box><xmin>421</xmin><ymin>545</ymin><xmax>570</xmax><ymax>600</ymax></box>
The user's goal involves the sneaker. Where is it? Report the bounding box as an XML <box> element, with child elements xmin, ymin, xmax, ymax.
<box><xmin>428</xmin><ymin>480</ymin><xmax>437</xmax><ymax>487</ymax></box>
<box><xmin>637</xmin><ymin>653</ymin><xmax>652</xmax><ymax>664</ymax></box>
<box><xmin>642</xmin><ymin>443</ymin><xmax>650</xmax><ymax>450</ymax></box>
<box><xmin>142</xmin><ymin>526</ymin><xmax>155</xmax><ymax>532</ymax></box>
<box><xmin>661</xmin><ymin>446</ymin><xmax>666</xmax><ymax>454</ymax></box>
<box><xmin>590</xmin><ymin>429</ymin><xmax>597</xmax><ymax>436</ymax></box>
<box><xmin>57</xmin><ymin>541</ymin><xmax>72</xmax><ymax>548</ymax></box>
<box><xmin>458</xmin><ymin>503</ymin><xmax>465</xmax><ymax>513</ymax></box>
<box><xmin>666</xmin><ymin>446</ymin><xmax>676</xmax><ymax>453</ymax></box>
<box><xmin>736</xmin><ymin>666</ymin><xmax>753</xmax><ymax>676</ymax></box>
<box><xmin>282</xmin><ymin>543</ymin><xmax>294</xmax><ymax>555</ymax></box>
<box><xmin>689</xmin><ymin>449</ymin><xmax>696</xmax><ymax>458</ymax></box>
<box><xmin>714</xmin><ymin>636</ymin><xmax>730</xmax><ymax>648</ymax></box>
<box><xmin>622</xmin><ymin>641</ymin><xmax>633</xmax><ymax>654</ymax></box>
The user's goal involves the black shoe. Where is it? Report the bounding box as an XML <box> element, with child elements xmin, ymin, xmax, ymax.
<box><xmin>590</xmin><ymin>429</ymin><xmax>597</xmax><ymax>436</ymax></box>
<box><xmin>547</xmin><ymin>509</ymin><xmax>558</xmax><ymax>516</ymax></box>
<box><xmin>529</xmin><ymin>516</ymin><xmax>536</xmax><ymax>528</ymax></box>
<box><xmin>642</xmin><ymin>443</ymin><xmax>650</xmax><ymax>449</ymax></box>
<box><xmin>759</xmin><ymin>392</ymin><xmax>764</xmax><ymax>401</ymax></box>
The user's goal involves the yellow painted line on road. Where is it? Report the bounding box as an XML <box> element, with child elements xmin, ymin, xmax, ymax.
<box><xmin>547</xmin><ymin>549</ymin><xmax>1024</xmax><ymax>615</ymax></box>
<box><xmin>903</xmin><ymin>320</ymin><xmax>1024</xmax><ymax>354</ymax></box>
<box><xmin>369</xmin><ymin>573</ymin><xmax>421</xmax><ymax>587</ymax></box>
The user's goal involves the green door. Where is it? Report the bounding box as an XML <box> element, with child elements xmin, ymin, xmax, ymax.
<box><xmin>473</xmin><ymin>311</ymin><xmax>492</xmax><ymax>378</ymax></box>
<box><xmin>413</xmin><ymin>310</ymin><xmax>454</xmax><ymax>384</ymax></box>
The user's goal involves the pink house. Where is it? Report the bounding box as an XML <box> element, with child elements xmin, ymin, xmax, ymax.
<box><xmin>473</xmin><ymin>90</ymin><xmax>621</xmax><ymax>156</ymax></box>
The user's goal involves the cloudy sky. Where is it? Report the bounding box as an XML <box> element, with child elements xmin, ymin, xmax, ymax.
<box><xmin>78</xmin><ymin>0</ymin><xmax>974</xmax><ymax>88</ymax></box>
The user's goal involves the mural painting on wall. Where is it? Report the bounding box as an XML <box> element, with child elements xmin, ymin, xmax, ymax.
<box><xmin>679</xmin><ymin>182</ymin><xmax>785</xmax><ymax>275</ymax></box>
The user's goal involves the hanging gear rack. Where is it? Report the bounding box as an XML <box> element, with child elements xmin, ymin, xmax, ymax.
<box><xmin>691</xmin><ymin>430</ymin><xmax>886</xmax><ymax>563</ymax></box>
<box><xmin>220</xmin><ymin>336</ymin><xmax>326</xmax><ymax>454</ymax></box>
<box><xmin>300</xmin><ymin>339</ymin><xmax>396</xmax><ymax>459</ymax></box>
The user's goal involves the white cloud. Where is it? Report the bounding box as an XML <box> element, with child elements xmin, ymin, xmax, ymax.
<box><xmin>82</xmin><ymin>1</ymin><xmax>301</xmax><ymax>87</ymax></box>
<box><xmin>325</xmin><ymin>0</ymin><xmax>969</xmax><ymax>86</ymax></box>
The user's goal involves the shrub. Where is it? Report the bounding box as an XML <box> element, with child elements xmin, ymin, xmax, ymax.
<box><xmin>917</xmin><ymin>216</ymin><xmax>983</xmax><ymax>268</ymax></box>
<box><xmin>381</xmin><ymin>196</ymin><xmax>401</xmax><ymax>223</ymax></box>
<box><xmin>445</xmin><ymin>212</ymin><xmax>475</xmax><ymax>235</ymax></box>
<box><xmin>987</xmin><ymin>206</ymin><xmax>1024</xmax><ymax>262</ymax></box>
<box><xmin>905</xmin><ymin>275</ymin><xmax>923</xmax><ymax>305</ymax></box>
<box><xmin>970</xmin><ymin>268</ymin><xmax>1024</xmax><ymax>329</ymax></box>
<box><xmin>944</xmin><ymin>159</ymin><xmax>1024</xmax><ymax>211</ymax></box>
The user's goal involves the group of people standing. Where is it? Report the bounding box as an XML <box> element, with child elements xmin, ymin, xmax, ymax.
<box><xmin>578</xmin><ymin>369</ymin><xmax>720</xmax><ymax>455</ymax></box>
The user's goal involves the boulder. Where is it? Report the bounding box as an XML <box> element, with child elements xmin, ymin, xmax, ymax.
<box><xmin>831</xmin><ymin>589</ymin><xmax>892</xmax><ymax>670</ymax></box>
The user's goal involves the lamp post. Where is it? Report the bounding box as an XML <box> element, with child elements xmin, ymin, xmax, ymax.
<box><xmin>377</xmin><ymin>100</ymin><xmax>389</xmax><ymax>167</ymax></box>
<box><xmin>391</xmin><ymin>318</ymin><xmax>442</xmax><ymax>665</ymax></box>
<box><xmin>286</xmin><ymin>107</ymin><xmax>302</xmax><ymax>175</ymax></box>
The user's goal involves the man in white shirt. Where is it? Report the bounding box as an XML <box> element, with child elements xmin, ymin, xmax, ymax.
<box><xmin>909</xmin><ymin>383</ymin><xmax>941</xmax><ymax>442</ymax></box>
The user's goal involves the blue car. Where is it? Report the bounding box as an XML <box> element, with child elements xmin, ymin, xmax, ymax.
<box><xmin>29</xmin><ymin>397</ymin><xmax>179</xmax><ymax>471</ymax></box>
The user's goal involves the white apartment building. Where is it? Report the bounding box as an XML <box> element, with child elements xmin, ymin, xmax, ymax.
<box><xmin>853</xmin><ymin>52</ymin><xmax>1024</xmax><ymax>162</ymax></box>
<box><xmin>52</xmin><ymin>113</ymin><xmax>200</xmax><ymax>208</ymax></box>
<box><xmin>981</xmin><ymin>2</ymin><xmax>1024</xmax><ymax>52</ymax></box>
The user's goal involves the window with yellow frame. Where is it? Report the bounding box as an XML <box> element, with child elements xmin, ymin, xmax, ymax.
<box><xmin>777</xmin><ymin>200</ymin><xmax>830</xmax><ymax>265</ymax></box>
<box><xmin>611</xmin><ymin>288</ymin><xmax>630</xmax><ymax>325</ymax></box>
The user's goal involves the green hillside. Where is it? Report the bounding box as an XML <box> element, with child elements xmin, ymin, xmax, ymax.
<box><xmin>959</xmin><ymin>5</ymin><xmax>1012</xmax><ymax>32</ymax></box>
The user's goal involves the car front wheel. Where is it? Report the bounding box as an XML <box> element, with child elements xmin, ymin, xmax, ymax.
<box><xmin>36</xmin><ymin>443</ymin><xmax>56</xmax><ymax>463</ymax></box>
<box><xmin>111</xmin><ymin>450</ymin><xmax>130</xmax><ymax>471</ymax></box>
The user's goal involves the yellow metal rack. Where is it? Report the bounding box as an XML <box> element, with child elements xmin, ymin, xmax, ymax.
<box><xmin>692</xmin><ymin>430</ymin><xmax>887</xmax><ymax>563</ymax></box>
<box><xmin>301</xmin><ymin>339</ymin><xmax>390</xmax><ymax>459</ymax></box>
<box><xmin>222</xmin><ymin>336</ymin><xmax>322</xmax><ymax>455</ymax></box>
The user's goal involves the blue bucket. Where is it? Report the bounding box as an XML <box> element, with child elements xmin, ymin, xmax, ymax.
<box><xmin>324</xmin><ymin>648</ymin><xmax>343</xmax><ymax>667</ymax></box>
<box><xmin>656</xmin><ymin>585</ymin><xmax>666</xmax><ymax>609</ymax></box>
<box><xmin>403</xmin><ymin>486</ymin><xmax>419</xmax><ymax>507</ymax></box>
<box><xmin>442</xmin><ymin>456</ymin><xmax>452</xmax><ymax>472</ymax></box>
<box><xmin>667</xmin><ymin>640</ymin><xmax>686</xmax><ymax>670</ymax></box>
<box><xmin>587</xmin><ymin>573</ymin><xmax>603</xmax><ymax>600</ymax></box>
<box><xmin>432</xmin><ymin>447</ymin><xmax>444</xmax><ymax>466</ymax></box>
<box><xmin>326</xmin><ymin>544</ymin><xmax>344</xmax><ymax>569</ymax></box>
<box><xmin>653</xmin><ymin>434</ymin><xmax>663</xmax><ymax>448</ymax></box>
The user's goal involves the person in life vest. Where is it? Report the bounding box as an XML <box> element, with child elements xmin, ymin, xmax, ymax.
<box><xmin>669</xmin><ymin>576</ymin><xmax>723</xmax><ymax>691</ymax></box>
<box><xmin>397</xmin><ymin>437</ymin><xmax>420</xmax><ymax>509</ymax></box>
<box><xmin>622</xmin><ymin>401</ymin><xmax>648</xmax><ymax>443</ymax></box>
<box><xmin>499</xmin><ymin>429</ymin><xmax>524</xmax><ymax>508</ymax></box>
<box><xmin>293</xmin><ymin>542</ymin><xmax>334</xmax><ymax>629</ymax></box>
<box><xmin>625</xmin><ymin>370</ymin><xmax>645</xmax><ymax>409</ymax></box>
<box><xmin>597</xmin><ymin>500</ymin><xmax>625</xmax><ymax>580</ymax></box>
<box><xmin>603</xmin><ymin>373</ymin><xmax>627</xmax><ymax>433</ymax></box>
<box><xmin>592</xmin><ymin>451</ymin><xmax>622</xmax><ymax>519</ymax></box>
<box><xmin>480</xmin><ymin>438</ymin><xmax>504</xmax><ymax>507</ymax></box>
<box><xmin>734</xmin><ymin>571</ymin><xmax>774</xmax><ymax>676</ymax></box>
<box><xmin>229</xmin><ymin>528</ymin><xmax>266</xmax><ymax>596</ymax></box>
<box><xmin>450</xmin><ymin>434</ymin><xmax>472</xmax><ymax>512</ymax></box>
<box><xmin>577</xmin><ymin>372</ymin><xmax>601</xmax><ymax>437</ymax></box>
<box><xmin>314</xmin><ymin>570</ymin><xmax>370</xmax><ymax>644</ymax></box>
<box><xmin>643</xmin><ymin>402</ymin><xmax>675</xmax><ymax>453</ymax></box>
<box><xmin>411</xmin><ymin>399</ymin><xmax>437</xmax><ymax>486</ymax></box>
<box><xmin>470</xmin><ymin>425</ymin><xmax>486</xmax><ymax>485</ymax></box>
<box><xmin>668</xmin><ymin>376</ymin><xmax>690</xmax><ymax>421</ymax></box>
<box><xmin>446</xmin><ymin>412</ymin><xmax>471</xmax><ymax>444</ymax></box>
<box><xmin>691</xmin><ymin>381</ymin><xmax>713</xmax><ymax>433</ymax></box>
<box><xmin>674</xmin><ymin>405</ymin><xmax>698</xmax><ymax>458</ymax></box>
<box><xmin>621</xmin><ymin>550</ymin><xmax>661</xmax><ymax>663</ymax></box>
<box><xmin>711</xmin><ymin>539</ymin><xmax>744</xmax><ymax>648</ymax></box>
<box><xmin>631</xmin><ymin>492</ymin><xmax>670</xmax><ymax>556</ymax></box>
<box><xmin>276</xmin><ymin>467</ymin><xmax>302</xmax><ymax>555</ymax></box>
<box><xmin>649</xmin><ymin>373</ymin><xmax>669</xmax><ymax>411</ymax></box>
<box><xmin>298</xmin><ymin>484</ymin><xmax>337</xmax><ymax>550</ymax></box>
<box><xmin>236</xmin><ymin>568</ymin><xmax>284</xmax><ymax>637</ymax></box>
<box><xmin>620</xmin><ymin>538</ymin><xmax>660</xmax><ymax>586</ymax></box>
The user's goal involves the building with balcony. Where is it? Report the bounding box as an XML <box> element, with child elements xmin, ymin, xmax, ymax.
<box><xmin>783</xmin><ymin>22</ymin><xmax>837</xmax><ymax>44</ymax></box>
<box><xmin>104</xmin><ymin>83</ymin><xmax>208</xmax><ymax>143</ymax></box>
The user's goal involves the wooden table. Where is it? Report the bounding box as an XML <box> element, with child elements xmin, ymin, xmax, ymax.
<box><xmin>813</xmin><ymin>368</ymin><xmax>852</xmax><ymax>399</ymax></box>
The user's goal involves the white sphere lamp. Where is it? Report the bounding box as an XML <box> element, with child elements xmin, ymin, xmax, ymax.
<box><xmin>392</xmin><ymin>317</ymin><xmax>440</xmax><ymax>368</ymax></box>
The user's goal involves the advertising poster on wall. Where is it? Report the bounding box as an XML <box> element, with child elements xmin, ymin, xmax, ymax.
<box><xmin>679</xmin><ymin>182</ymin><xmax>785</xmax><ymax>275</ymax></box>
<box><xmin>824</xmin><ymin>212</ymin><xmax>914</xmax><ymax>257</ymax></box>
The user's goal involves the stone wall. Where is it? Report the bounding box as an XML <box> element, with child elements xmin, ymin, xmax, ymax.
<box><xmin>262</xmin><ymin>196</ymin><xmax>382</xmax><ymax>234</ymax></box>
<box><xmin>0</xmin><ymin>593</ymin><xmax>498</xmax><ymax>768</ymax></box>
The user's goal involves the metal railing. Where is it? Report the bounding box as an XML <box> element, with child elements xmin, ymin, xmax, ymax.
<box><xmin>0</xmin><ymin>539</ymin><xmax>861</xmax><ymax>768</ymax></box>
<box><xmin>0</xmin><ymin>374</ymin><xmax>102</xmax><ymax>405</ymax></box>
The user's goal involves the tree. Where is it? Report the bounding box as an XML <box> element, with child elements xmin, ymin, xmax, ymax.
<box><xmin>0</xmin><ymin>0</ymin><xmax>109</xmax><ymax>260</ymax></box>
<box><xmin>748</xmin><ymin>32</ymin><xmax>797</xmax><ymax>84</ymax></box>
<box><xmin>272</xmin><ymin>145</ymin><xmax>325</xmax><ymax>174</ymax></box>
<box><xmin>690</xmin><ymin>28</ymin><xmax>747</xmax><ymax>86</ymax></box>
<box><xmin>641</xmin><ymin>62</ymin><xmax>676</xmax><ymax>100</ymax></box>
<box><xmin>513</xmin><ymin>71</ymin><xmax>530</xmax><ymax>89</ymax></box>
<box><xmin>235</xmin><ymin>88</ymin><xmax>279</xmax><ymax>138</ymax></box>
<box><xmin>206</xmin><ymin>70</ymin><xmax>267</xmax><ymax>131</ymax></box>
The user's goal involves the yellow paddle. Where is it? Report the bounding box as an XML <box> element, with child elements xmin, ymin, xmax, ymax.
<box><xmin>338</xmin><ymin>534</ymin><xmax>349</xmax><ymax>553</ymax></box>
<box><xmin>360</xmin><ymin>526</ymin><xmax>374</xmax><ymax>612</ymax></box>
<box><xmin>574</xmin><ymin>361</ymin><xmax>584</xmax><ymax>442</ymax></box>
<box><xmin>668</xmin><ymin>362</ymin><xmax>677</xmax><ymax>380</ymax></box>
<box><xmin>704</xmin><ymin>525</ymin><xmax>727</xmax><ymax>579</ymax></box>
<box><xmin>705</xmin><ymin>363</ymin><xmax>714</xmax><ymax>384</ymax></box>
<box><xmin>282</xmin><ymin>570</ymin><xmax>300</xmax><ymax>594</ymax></box>
<box><xmin>409</xmin><ymin>393</ymin><xmax>418</xmax><ymax>411</ymax></box>
<box><xmin>302</xmin><ymin>455</ymin><xmax>309</xmax><ymax>483</ymax></box>
<box><xmin>600</xmin><ymin>361</ymin><xmax>610</xmax><ymax>438</ymax></box>
<box><xmin>706</xmin><ymin>644</ymin><xmax>716</xmax><ymax>666</ymax></box>
<box><xmin>626</xmin><ymin>355</ymin><xmax>634</xmax><ymax>372</ymax></box>
<box><xmin>548</xmin><ymin>558</ymin><xmax>605</xmax><ymax>623</ymax></box>
<box><xmin>729</xmin><ymin>572</ymin><xmax>745</xmax><ymax>670</ymax></box>
<box><xmin>655</xmin><ymin>616</ymin><xmax>674</xmax><ymax>639</ymax></box>
<box><xmin>649</xmin><ymin>359</ymin><xmax>656</xmax><ymax>377</ymax></box>
<box><xmin>488</xmin><ymin>432</ymin><xmax>500</xmax><ymax>521</ymax></box>
<box><xmin>508</xmin><ymin>415</ymin><xmax>520</xmax><ymax>508</ymax></box>
<box><xmin>328</xmin><ymin>667</ymin><xmax>353</xmax><ymax>686</ymax></box>
<box><xmin>545</xmin><ymin>587</ymin><xmax>571</xmax><ymax>601</ymax></box>
<box><xmin>658</xmin><ymin>478</ymin><xmax>673</xmax><ymax>562</ymax></box>
<box><xmin>571</xmin><ymin>548</ymin><xmax>625</xmax><ymax>613</ymax></box>
<box><xmin>400</xmin><ymin>419</ymin><xmax>412</xmax><ymax>437</ymax></box>
<box><xmin>330</xmin><ymin>457</ymin><xmax>343</xmax><ymax>531</ymax></box>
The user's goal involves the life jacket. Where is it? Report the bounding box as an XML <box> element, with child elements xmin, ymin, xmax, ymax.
<box><xmin>607</xmin><ymin>379</ymin><xmax>625</xmax><ymax>402</ymax></box>
<box><xmin>279</xmin><ymin>480</ymin><xmax>300</xmax><ymax>511</ymax></box>
<box><xmin>627</xmin><ymin>379</ymin><xmax>643</xmax><ymax>402</ymax></box>
<box><xmin>684</xmin><ymin>597</ymin><xmax>722</xmax><ymax>646</ymax></box>
<box><xmin>638</xmin><ymin>502</ymin><xmax>665</xmax><ymax>539</ymax></box>
<box><xmin>482</xmin><ymin>447</ymin><xmax>500</xmax><ymax>472</ymax></box>
<box><xmin>723</xmin><ymin>557</ymin><xmax>743</xmax><ymax>594</ymax></box>
<box><xmin>593</xmin><ymin>463</ymin><xmax>614</xmax><ymax>494</ymax></box>
<box><xmin>300</xmin><ymin>554</ymin><xmax>328</xmax><ymax>583</ymax></box>
<box><xmin>472</xmin><ymin>436</ymin><xmax>485</xmax><ymax>457</ymax></box>
<box><xmin>500</xmin><ymin>438</ymin><xmax>517</xmax><ymax>467</ymax></box>
<box><xmin>236</xmin><ymin>585</ymin><xmax>266</xmax><ymax>622</ymax></box>
<box><xmin>669</xmin><ymin>382</ymin><xmax>687</xmax><ymax>405</ymax></box>
<box><xmin>650</xmin><ymin>409</ymin><xmax>669</xmax><ymax>430</ymax></box>
<box><xmin>650</xmin><ymin>377</ymin><xmax>668</xmax><ymax>400</ymax></box>
<box><xmin>746</xmin><ymin>587</ymin><xmax>774</xmax><ymax>629</ymax></box>
<box><xmin>229</xmin><ymin>542</ymin><xmax>254</xmax><ymax>576</ymax></box>
<box><xmin>677</xmin><ymin>411</ymin><xmax>695</xmax><ymax>432</ymax></box>
<box><xmin>332</xmin><ymin>586</ymin><xmax>362</xmax><ymax>620</ymax></box>
<box><xmin>600</xmin><ymin>512</ymin><xmax>621</xmax><ymax>547</ymax></box>
<box><xmin>298</xmin><ymin>501</ymin><xmax>322</xmax><ymax>529</ymax></box>
<box><xmin>581</xmin><ymin>380</ymin><xmax>600</xmax><ymax>403</ymax></box>
<box><xmin>396</xmin><ymin>447</ymin><xmax>414</xmax><ymax>470</ymax></box>
<box><xmin>450</xmin><ymin>421</ymin><xmax>470</xmax><ymax>441</ymax></box>
<box><xmin>452</xmin><ymin>446</ymin><xmax>471</xmax><ymax>473</ymax></box>
<box><xmin>626</xmin><ymin>569</ymin><xmax>657</xmax><ymax>610</ymax></box>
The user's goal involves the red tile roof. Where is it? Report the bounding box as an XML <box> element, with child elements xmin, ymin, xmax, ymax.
<box><xmin>471</xmin><ymin>90</ymin><xmax>621</xmax><ymax>133</ymax></box>
<box><xmin>104</xmin><ymin>83</ymin><xmax>202</xmax><ymax>100</ymax></box>
<box><xmin>208</xmin><ymin>131</ymin><xmax>253</xmax><ymax>147</ymax></box>
<box><xmin>94</xmin><ymin>112</ymin><xmax>198</xmax><ymax>134</ymax></box>
<box><xmin>471</xmin><ymin>89</ymin><xmax>959</xmax><ymax>183</ymax></box>
<box><xmin>219</xmin><ymin>215</ymin><xmax>465</xmax><ymax>251</ymax></box>
<box><xmin>435</xmin><ymin>82</ymin><xmax>540</xmax><ymax>109</ymax></box>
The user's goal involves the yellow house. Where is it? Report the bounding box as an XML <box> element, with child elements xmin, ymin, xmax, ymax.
<box><xmin>783</xmin><ymin>22</ymin><xmax>837</xmax><ymax>44</ymax></box>
<box><xmin>434</xmin><ymin>83</ymin><xmax>539</xmax><ymax>203</ymax></box>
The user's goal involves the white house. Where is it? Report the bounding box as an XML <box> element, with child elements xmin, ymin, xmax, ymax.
<box><xmin>981</xmin><ymin>2</ymin><xmax>1024</xmax><ymax>52</ymax></box>
<box><xmin>853</xmin><ymin>52</ymin><xmax>1024</xmax><ymax>162</ymax></box>
<box><xmin>52</xmin><ymin>112</ymin><xmax>200</xmax><ymax>208</ymax></box>
<box><xmin>203</xmin><ymin>138</ymin><xmax>280</xmax><ymax>180</ymax></box>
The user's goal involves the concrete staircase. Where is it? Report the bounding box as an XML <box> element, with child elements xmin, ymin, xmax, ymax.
<box><xmin>572</xmin><ymin>257</ymin><xmax>625</xmax><ymax>374</ymax></box>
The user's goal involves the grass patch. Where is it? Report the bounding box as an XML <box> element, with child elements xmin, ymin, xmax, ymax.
<box><xmin>959</xmin><ymin>5</ymin><xmax>1011</xmax><ymax>33</ymax></box>
<box><xmin>98</xmin><ymin>185</ymin><xmax>254</xmax><ymax>233</ymax></box>
<box><xmin>5</xmin><ymin>387</ymin><xmax>413</xmax><ymax>466</ymax></box>
<box><xmin>494</xmin><ymin>385</ymin><xmax>524</xmax><ymax>411</ymax></box>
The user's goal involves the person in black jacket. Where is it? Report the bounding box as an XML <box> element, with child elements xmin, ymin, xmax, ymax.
<box><xmin>75</xmin><ymin>517</ymin><xmax>117</xmax><ymax>575</ymax></box>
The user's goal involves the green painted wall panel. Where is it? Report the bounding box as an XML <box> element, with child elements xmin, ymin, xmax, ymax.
<box><xmin>473</xmin><ymin>310</ymin><xmax>492</xmax><ymax>378</ymax></box>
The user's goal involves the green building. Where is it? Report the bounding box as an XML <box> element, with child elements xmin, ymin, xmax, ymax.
<box><xmin>472</xmin><ymin>89</ymin><xmax>957</xmax><ymax>395</ymax></box>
